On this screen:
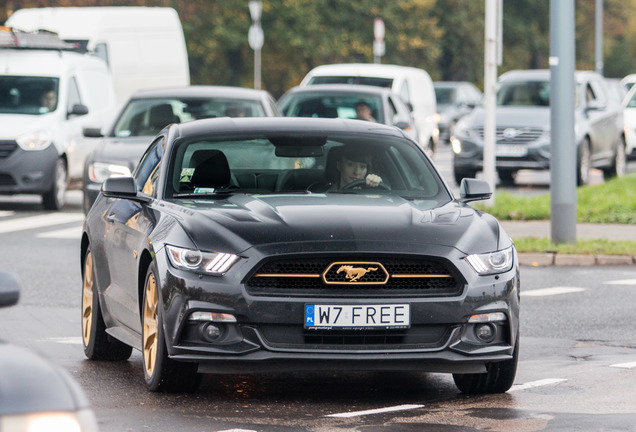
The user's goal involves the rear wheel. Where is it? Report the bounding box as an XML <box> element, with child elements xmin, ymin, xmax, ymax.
<box><xmin>577</xmin><ymin>138</ymin><xmax>592</xmax><ymax>186</ymax></box>
<box><xmin>453</xmin><ymin>335</ymin><xmax>519</xmax><ymax>394</ymax></box>
<box><xmin>42</xmin><ymin>158</ymin><xmax>67</xmax><ymax>210</ymax></box>
<box><xmin>142</xmin><ymin>261</ymin><xmax>200</xmax><ymax>392</ymax></box>
<box><xmin>498</xmin><ymin>169</ymin><xmax>517</xmax><ymax>186</ymax></box>
<box><xmin>82</xmin><ymin>247</ymin><xmax>132</xmax><ymax>360</ymax></box>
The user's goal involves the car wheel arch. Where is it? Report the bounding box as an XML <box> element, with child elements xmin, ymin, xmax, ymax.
<box><xmin>138</xmin><ymin>249</ymin><xmax>154</xmax><ymax>319</ymax></box>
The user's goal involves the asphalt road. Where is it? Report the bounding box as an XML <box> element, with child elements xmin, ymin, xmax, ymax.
<box><xmin>0</xmin><ymin>191</ymin><xmax>635</xmax><ymax>431</ymax></box>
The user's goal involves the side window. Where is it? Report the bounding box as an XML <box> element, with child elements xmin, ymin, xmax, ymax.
<box><xmin>588</xmin><ymin>80</ymin><xmax>607</xmax><ymax>107</ymax></box>
<box><xmin>67</xmin><ymin>77</ymin><xmax>82</xmax><ymax>112</ymax></box>
<box><xmin>399</xmin><ymin>80</ymin><xmax>411</xmax><ymax>106</ymax></box>
<box><xmin>134</xmin><ymin>136</ymin><xmax>165</xmax><ymax>197</ymax></box>
<box><xmin>93</xmin><ymin>43</ymin><xmax>110</xmax><ymax>66</ymax></box>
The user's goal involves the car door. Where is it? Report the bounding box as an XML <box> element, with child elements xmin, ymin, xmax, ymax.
<box><xmin>101</xmin><ymin>136</ymin><xmax>163</xmax><ymax>334</ymax></box>
<box><xmin>584</xmin><ymin>79</ymin><xmax>615</xmax><ymax>162</ymax></box>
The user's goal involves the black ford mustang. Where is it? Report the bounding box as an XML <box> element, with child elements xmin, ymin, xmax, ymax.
<box><xmin>80</xmin><ymin>117</ymin><xmax>520</xmax><ymax>394</ymax></box>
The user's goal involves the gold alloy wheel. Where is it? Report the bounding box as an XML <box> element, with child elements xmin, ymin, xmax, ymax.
<box><xmin>143</xmin><ymin>272</ymin><xmax>159</xmax><ymax>378</ymax></box>
<box><xmin>81</xmin><ymin>252</ymin><xmax>93</xmax><ymax>347</ymax></box>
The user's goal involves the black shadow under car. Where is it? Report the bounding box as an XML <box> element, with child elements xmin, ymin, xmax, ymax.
<box><xmin>80</xmin><ymin>117</ymin><xmax>520</xmax><ymax>394</ymax></box>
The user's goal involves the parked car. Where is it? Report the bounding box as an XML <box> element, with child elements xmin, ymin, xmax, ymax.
<box><xmin>620</xmin><ymin>73</ymin><xmax>636</xmax><ymax>93</ymax></box>
<box><xmin>0</xmin><ymin>27</ymin><xmax>117</xmax><ymax>210</ymax></box>
<box><xmin>0</xmin><ymin>271</ymin><xmax>98</xmax><ymax>431</ymax></box>
<box><xmin>452</xmin><ymin>69</ymin><xmax>626</xmax><ymax>186</ymax></box>
<box><xmin>278</xmin><ymin>84</ymin><xmax>418</xmax><ymax>141</ymax></box>
<box><xmin>299</xmin><ymin>63</ymin><xmax>439</xmax><ymax>155</ymax></box>
<box><xmin>81</xmin><ymin>86</ymin><xmax>281</xmax><ymax>213</ymax></box>
<box><xmin>434</xmin><ymin>81</ymin><xmax>483</xmax><ymax>144</ymax></box>
<box><xmin>622</xmin><ymin>84</ymin><xmax>636</xmax><ymax>160</ymax></box>
<box><xmin>81</xmin><ymin>117</ymin><xmax>520</xmax><ymax>395</ymax></box>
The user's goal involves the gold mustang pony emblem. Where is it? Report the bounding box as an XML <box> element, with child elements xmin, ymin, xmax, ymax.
<box><xmin>336</xmin><ymin>265</ymin><xmax>378</xmax><ymax>282</ymax></box>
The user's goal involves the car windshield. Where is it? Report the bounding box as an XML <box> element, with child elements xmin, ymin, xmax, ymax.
<box><xmin>309</xmin><ymin>76</ymin><xmax>394</xmax><ymax>88</ymax></box>
<box><xmin>626</xmin><ymin>91</ymin><xmax>636</xmax><ymax>108</ymax></box>
<box><xmin>166</xmin><ymin>132</ymin><xmax>450</xmax><ymax>205</ymax></box>
<box><xmin>434</xmin><ymin>87</ymin><xmax>456</xmax><ymax>105</ymax></box>
<box><xmin>280</xmin><ymin>93</ymin><xmax>385</xmax><ymax>123</ymax></box>
<box><xmin>113</xmin><ymin>97</ymin><xmax>267</xmax><ymax>138</ymax></box>
<box><xmin>0</xmin><ymin>76</ymin><xmax>59</xmax><ymax>115</ymax></box>
<box><xmin>497</xmin><ymin>80</ymin><xmax>550</xmax><ymax>107</ymax></box>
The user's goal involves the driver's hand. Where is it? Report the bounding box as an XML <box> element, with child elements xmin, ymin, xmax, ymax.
<box><xmin>365</xmin><ymin>174</ymin><xmax>382</xmax><ymax>188</ymax></box>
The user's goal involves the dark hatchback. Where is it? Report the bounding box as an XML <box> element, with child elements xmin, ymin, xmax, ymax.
<box><xmin>81</xmin><ymin>117</ymin><xmax>520</xmax><ymax>394</ymax></box>
<box><xmin>82</xmin><ymin>86</ymin><xmax>281</xmax><ymax>213</ymax></box>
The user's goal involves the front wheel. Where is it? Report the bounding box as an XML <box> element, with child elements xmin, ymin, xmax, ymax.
<box><xmin>42</xmin><ymin>158</ymin><xmax>68</xmax><ymax>210</ymax></box>
<box><xmin>142</xmin><ymin>261</ymin><xmax>200</xmax><ymax>392</ymax></box>
<box><xmin>577</xmin><ymin>138</ymin><xmax>592</xmax><ymax>186</ymax></box>
<box><xmin>603</xmin><ymin>137</ymin><xmax>626</xmax><ymax>179</ymax></box>
<box><xmin>452</xmin><ymin>336</ymin><xmax>519</xmax><ymax>394</ymax></box>
<box><xmin>82</xmin><ymin>247</ymin><xmax>132</xmax><ymax>360</ymax></box>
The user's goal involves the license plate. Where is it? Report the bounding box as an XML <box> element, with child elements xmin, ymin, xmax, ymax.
<box><xmin>304</xmin><ymin>304</ymin><xmax>410</xmax><ymax>329</ymax></box>
<box><xmin>496</xmin><ymin>144</ymin><xmax>527</xmax><ymax>157</ymax></box>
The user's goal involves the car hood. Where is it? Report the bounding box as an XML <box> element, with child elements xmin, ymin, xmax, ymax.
<box><xmin>466</xmin><ymin>106</ymin><xmax>550</xmax><ymax>128</ymax></box>
<box><xmin>0</xmin><ymin>113</ymin><xmax>59</xmax><ymax>139</ymax></box>
<box><xmin>92</xmin><ymin>136</ymin><xmax>154</xmax><ymax>166</ymax></box>
<box><xmin>167</xmin><ymin>194</ymin><xmax>504</xmax><ymax>255</ymax></box>
<box><xmin>0</xmin><ymin>342</ymin><xmax>90</xmax><ymax>415</ymax></box>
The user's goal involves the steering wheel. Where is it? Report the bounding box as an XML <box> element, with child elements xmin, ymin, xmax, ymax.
<box><xmin>341</xmin><ymin>179</ymin><xmax>391</xmax><ymax>191</ymax></box>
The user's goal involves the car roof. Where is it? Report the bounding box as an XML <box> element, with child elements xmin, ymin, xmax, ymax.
<box><xmin>498</xmin><ymin>69</ymin><xmax>602</xmax><ymax>82</ymax></box>
<box><xmin>129</xmin><ymin>85</ymin><xmax>271</xmax><ymax>100</ymax></box>
<box><xmin>170</xmin><ymin>116</ymin><xmax>406</xmax><ymax>138</ymax></box>
<box><xmin>283</xmin><ymin>84</ymin><xmax>395</xmax><ymax>96</ymax></box>
<box><xmin>305</xmin><ymin>63</ymin><xmax>428</xmax><ymax>78</ymax></box>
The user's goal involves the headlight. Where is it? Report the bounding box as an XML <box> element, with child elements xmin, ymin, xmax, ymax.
<box><xmin>1</xmin><ymin>409</ymin><xmax>98</xmax><ymax>432</ymax></box>
<box><xmin>453</xmin><ymin>120</ymin><xmax>476</xmax><ymax>139</ymax></box>
<box><xmin>166</xmin><ymin>245</ymin><xmax>240</xmax><ymax>275</ymax></box>
<box><xmin>465</xmin><ymin>246</ymin><xmax>514</xmax><ymax>275</ymax></box>
<box><xmin>16</xmin><ymin>131</ymin><xmax>52</xmax><ymax>151</ymax></box>
<box><xmin>88</xmin><ymin>162</ymin><xmax>132</xmax><ymax>183</ymax></box>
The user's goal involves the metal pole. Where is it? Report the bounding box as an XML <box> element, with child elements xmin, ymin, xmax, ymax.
<box><xmin>550</xmin><ymin>0</ymin><xmax>577</xmax><ymax>244</ymax></box>
<box><xmin>255</xmin><ymin>48</ymin><xmax>261</xmax><ymax>90</ymax></box>
<box><xmin>595</xmin><ymin>0</ymin><xmax>603</xmax><ymax>75</ymax></box>
<box><xmin>483</xmin><ymin>0</ymin><xmax>498</xmax><ymax>206</ymax></box>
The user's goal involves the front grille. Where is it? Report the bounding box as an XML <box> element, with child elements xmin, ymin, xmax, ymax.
<box><xmin>0</xmin><ymin>141</ymin><xmax>18</xmax><ymax>159</ymax></box>
<box><xmin>0</xmin><ymin>173</ymin><xmax>16</xmax><ymax>186</ymax></box>
<box><xmin>258</xmin><ymin>324</ymin><xmax>452</xmax><ymax>350</ymax></box>
<box><xmin>476</xmin><ymin>127</ymin><xmax>544</xmax><ymax>144</ymax></box>
<box><xmin>246</xmin><ymin>256</ymin><xmax>462</xmax><ymax>297</ymax></box>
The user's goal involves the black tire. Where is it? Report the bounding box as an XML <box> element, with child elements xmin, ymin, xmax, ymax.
<box><xmin>453</xmin><ymin>335</ymin><xmax>519</xmax><ymax>394</ymax></box>
<box><xmin>603</xmin><ymin>137</ymin><xmax>627</xmax><ymax>179</ymax></box>
<box><xmin>42</xmin><ymin>158</ymin><xmax>68</xmax><ymax>210</ymax></box>
<box><xmin>453</xmin><ymin>167</ymin><xmax>478</xmax><ymax>186</ymax></box>
<box><xmin>577</xmin><ymin>138</ymin><xmax>592</xmax><ymax>186</ymax></box>
<box><xmin>82</xmin><ymin>247</ymin><xmax>133</xmax><ymax>360</ymax></box>
<box><xmin>142</xmin><ymin>261</ymin><xmax>200</xmax><ymax>393</ymax></box>
<box><xmin>498</xmin><ymin>169</ymin><xmax>517</xmax><ymax>186</ymax></box>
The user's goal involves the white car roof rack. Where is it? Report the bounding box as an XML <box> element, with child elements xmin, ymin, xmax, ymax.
<box><xmin>0</xmin><ymin>26</ymin><xmax>77</xmax><ymax>50</ymax></box>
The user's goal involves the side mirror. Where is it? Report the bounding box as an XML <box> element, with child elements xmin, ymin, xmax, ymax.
<box><xmin>83</xmin><ymin>127</ymin><xmax>103</xmax><ymax>138</ymax></box>
<box><xmin>0</xmin><ymin>272</ymin><xmax>20</xmax><ymax>308</ymax></box>
<box><xmin>101</xmin><ymin>176</ymin><xmax>152</xmax><ymax>203</ymax></box>
<box><xmin>68</xmin><ymin>103</ymin><xmax>89</xmax><ymax>118</ymax></box>
<box><xmin>394</xmin><ymin>120</ymin><xmax>411</xmax><ymax>130</ymax></box>
<box><xmin>459</xmin><ymin>178</ymin><xmax>492</xmax><ymax>202</ymax></box>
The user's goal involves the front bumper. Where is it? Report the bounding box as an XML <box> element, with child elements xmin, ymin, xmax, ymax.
<box><xmin>154</xmin><ymin>245</ymin><xmax>521</xmax><ymax>375</ymax></box>
<box><xmin>0</xmin><ymin>144</ymin><xmax>59</xmax><ymax>195</ymax></box>
<box><xmin>452</xmin><ymin>136</ymin><xmax>551</xmax><ymax>171</ymax></box>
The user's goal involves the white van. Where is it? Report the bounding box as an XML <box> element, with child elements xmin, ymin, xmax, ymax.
<box><xmin>300</xmin><ymin>63</ymin><xmax>439</xmax><ymax>154</ymax></box>
<box><xmin>6</xmin><ymin>6</ymin><xmax>190</xmax><ymax>107</ymax></box>
<box><xmin>0</xmin><ymin>28</ymin><xmax>117</xmax><ymax>209</ymax></box>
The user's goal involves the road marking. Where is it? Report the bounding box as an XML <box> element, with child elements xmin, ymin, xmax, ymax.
<box><xmin>326</xmin><ymin>404</ymin><xmax>424</xmax><ymax>418</ymax></box>
<box><xmin>0</xmin><ymin>212</ymin><xmax>84</xmax><ymax>234</ymax></box>
<box><xmin>44</xmin><ymin>337</ymin><xmax>83</xmax><ymax>345</ymax></box>
<box><xmin>605</xmin><ymin>279</ymin><xmax>636</xmax><ymax>286</ymax></box>
<box><xmin>521</xmin><ymin>287</ymin><xmax>585</xmax><ymax>297</ymax></box>
<box><xmin>610</xmin><ymin>362</ymin><xmax>636</xmax><ymax>369</ymax></box>
<box><xmin>216</xmin><ymin>430</ymin><xmax>257</xmax><ymax>432</ymax></box>
<box><xmin>0</xmin><ymin>211</ymin><xmax>15</xmax><ymax>218</ymax></box>
<box><xmin>37</xmin><ymin>226</ymin><xmax>83</xmax><ymax>239</ymax></box>
<box><xmin>509</xmin><ymin>378</ymin><xmax>567</xmax><ymax>392</ymax></box>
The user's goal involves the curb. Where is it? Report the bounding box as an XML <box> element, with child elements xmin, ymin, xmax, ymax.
<box><xmin>518</xmin><ymin>253</ymin><xmax>636</xmax><ymax>267</ymax></box>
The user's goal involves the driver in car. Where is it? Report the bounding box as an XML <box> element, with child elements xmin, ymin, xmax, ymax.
<box><xmin>330</xmin><ymin>147</ymin><xmax>382</xmax><ymax>190</ymax></box>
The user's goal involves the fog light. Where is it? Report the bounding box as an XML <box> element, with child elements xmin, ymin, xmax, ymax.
<box><xmin>201</xmin><ymin>323</ymin><xmax>223</xmax><ymax>342</ymax></box>
<box><xmin>475</xmin><ymin>323</ymin><xmax>496</xmax><ymax>342</ymax></box>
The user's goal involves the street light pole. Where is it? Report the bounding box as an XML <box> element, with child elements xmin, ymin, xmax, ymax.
<box><xmin>248</xmin><ymin>1</ymin><xmax>263</xmax><ymax>90</ymax></box>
